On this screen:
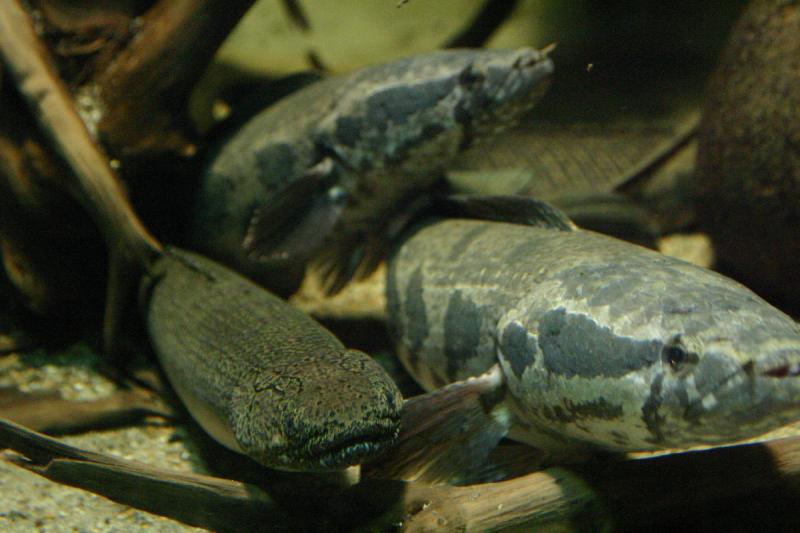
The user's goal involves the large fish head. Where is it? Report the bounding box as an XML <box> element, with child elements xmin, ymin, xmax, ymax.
<box><xmin>502</xmin><ymin>246</ymin><xmax>800</xmax><ymax>452</ymax></box>
<box><xmin>449</xmin><ymin>46</ymin><xmax>555</xmax><ymax>142</ymax></box>
<box><xmin>653</xmin><ymin>282</ymin><xmax>800</xmax><ymax>448</ymax></box>
<box><xmin>231</xmin><ymin>348</ymin><xmax>403</xmax><ymax>472</ymax></box>
<box><xmin>319</xmin><ymin>47</ymin><xmax>553</xmax><ymax>172</ymax></box>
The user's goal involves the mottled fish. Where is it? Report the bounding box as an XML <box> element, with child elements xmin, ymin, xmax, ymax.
<box><xmin>190</xmin><ymin>47</ymin><xmax>553</xmax><ymax>295</ymax></box>
<box><xmin>387</xmin><ymin>196</ymin><xmax>800</xmax><ymax>453</ymax></box>
<box><xmin>141</xmin><ymin>248</ymin><xmax>401</xmax><ymax>471</ymax></box>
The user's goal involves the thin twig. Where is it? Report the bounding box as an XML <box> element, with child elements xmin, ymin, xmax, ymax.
<box><xmin>0</xmin><ymin>386</ymin><xmax>173</xmax><ymax>435</ymax></box>
<box><xmin>4</xmin><ymin>414</ymin><xmax>800</xmax><ymax>531</ymax></box>
<box><xmin>281</xmin><ymin>0</ymin><xmax>311</xmax><ymax>31</ymax></box>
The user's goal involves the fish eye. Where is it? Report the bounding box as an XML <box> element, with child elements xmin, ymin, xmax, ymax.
<box><xmin>662</xmin><ymin>339</ymin><xmax>697</xmax><ymax>372</ymax></box>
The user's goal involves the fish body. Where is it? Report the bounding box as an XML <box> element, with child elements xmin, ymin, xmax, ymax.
<box><xmin>190</xmin><ymin>47</ymin><xmax>553</xmax><ymax>294</ymax></box>
<box><xmin>387</xmin><ymin>212</ymin><xmax>800</xmax><ymax>452</ymax></box>
<box><xmin>141</xmin><ymin>247</ymin><xmax>401</xmax><ymax>471</ymax></box>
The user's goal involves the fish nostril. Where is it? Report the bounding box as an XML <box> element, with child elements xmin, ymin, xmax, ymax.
<box><xmin>742</xmin><ymin>360</ymin><xmax>755</xmax><ymax>375</ymax></box>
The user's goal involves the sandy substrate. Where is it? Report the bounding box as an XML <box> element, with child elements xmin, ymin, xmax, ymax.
<box><xmin>0</xmin><ymin>345</ymin><xmax>209</xmax><ymax>532</ymax></box>
<box><xmin>0</xmin><ymin>426</ymin><xmax>206</xmax><ymax>533</ymax></box>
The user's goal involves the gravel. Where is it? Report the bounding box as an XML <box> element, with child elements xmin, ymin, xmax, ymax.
<box><xmin>0</xmin><ymin>343</ymin><xmax>207</xmax><ymax>532</ymax></box>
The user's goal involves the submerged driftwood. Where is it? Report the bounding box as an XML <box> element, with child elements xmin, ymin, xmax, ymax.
<box><xmin>0</xmin><ymin>0</ymin><xmax>257</xmax><ymax>316</ymax></box>
<box><xmin>3</xmin><ymin>416</ymin><xmax>800</xmax><ymax>531</ymax></box>
<box><xmin>1</xmin><ymin>1</ymin><xmax>799</xmax><ymax>532</ymax></box>
<box><xmin>0</xmin><ymin>385</ymin><xmax>171</xmax><ymax>435</ymax></box>
<box><xmin>694</xmin><ymin>0</ymin><xmax>800</xmax><ymax>309</ymax></box>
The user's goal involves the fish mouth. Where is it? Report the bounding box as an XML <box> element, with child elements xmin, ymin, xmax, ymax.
<box><xmin>513</xmin><ymin>50</ymin><xmax>552</xmax><ymax>70</ymax></box>
<box><xmin>313</xmin><ymin>434</ymin><xmax>396</xmax><ymax>470</ymax></box>
<box><xmin>305</xmin><ymin>422</ymin><xmax>400</xmax><ymax>471</ymax></box>
<box><xmin>750</xmin><ymin>345</ymin><xmax>800</xmax><ymax>380</ymax></box>
<box><xmin>492</xmin><ymin>49</ymin><xmax>553</xmax><ymax>118</ymax></box>
<box><xmin>509</xmin><ymin>49</ymin><xmax>554</xmax><ymax>84</ymax></box>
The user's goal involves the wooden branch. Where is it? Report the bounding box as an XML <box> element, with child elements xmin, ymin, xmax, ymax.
<box><xmin>0</xmin><ymin>330</ymin><xmax>36</xmax><ymax>355</ymax></box>
<box><xmin>0</xmin><ymin>0</ymin><xmax>160</xmax><ymax>265</ymax></box>
<box><xmin>0</xmin><ymin>93</ymin><xmax>105</xmax><ymax>316</ymax></box>
<box><xmin>31</xmin><ymin>0</ymin><xmax>139</xmax><ymax>87</ymax></box>
<box><xmin>0</xmin><ymin>0</ymin><xmax>260</xmax><ymax>350</ymax></box>
<box><xmin>0</xmin><ymin>386</ymin><xmax>173</xmax><ymax>435</ymax></box>
<box><xmin>0</xmin><ymin>416</ymin><xmax>600</xmax><ymax>531</ymax></box>
<box><xmin>34</xmin><ymin>1</ymin><xmax>137</xmax><ymax>36</ymax></box>
<box><xmin>353</xmin><ymin>436</ymin><xmax>800</xmax><ymax>532</ymax></box>
<box><xmin>0</xmin><ymin>204</ymin><xmax>67</xmax><ymax>316</ymax></box>
<box><xmin>0</xmin><ymin>419</ymin><xmax>283</xmax><ymax>532</ymax></box>
<box><xmin>0</xmin><ymin>1</ymin><xmax>256</xmax><ymax>314</ymax></box>
<box><xmin>281</xmin><ymin>0</ymin><xmax>311</xmax><ymax>32</ymax></box>
<box><xmin>4</xmin><ymin>412</ymin><xmax>800</xmax><ymax>531</ymax></box>
<box><xmin>364</xmin><ymin>368</ymin><xmax>526</xmax><ymax>484</ymax></box>
<box><xmin>94</xmin><ymin>0</ymin><xmax>258</xmax><ymax>155</ymax></box>
<box><xmin>344</xmin><ymin>468</ymin><xmax>607</xmax><ymax>532</ymax></box>
<box><xmin>616</xmin><ymin>111</ymin><xmax>700</xmax><ymax>195</ymax></box>
<box><xmin>444</xmin><ymin>0</ymin><xmax>520</xmax><ymax>49</ymax></box>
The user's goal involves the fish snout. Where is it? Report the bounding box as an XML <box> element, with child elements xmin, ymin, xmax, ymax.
<box><xmin>290</xmin><ymin>350</ymin><xmax>403</xmax><ymax>470</ymax></box>
<box><xmin>508</xmin><ymin>48</ymin><xmax>554</xmax><ymax>85</ymax></box>
<box><xmin>683</xmin><ymin>345</ymin><xmax>800</xmax><ymax>441</ymax></box>
<box><xmin>511</xmin><ymin>47</ymin><xmax>553</xmax><ymax>71</ymax></box>
<box><xmin>233</xmin><ymin>349</ymin><xmax>402</xmax><ymax>472</ymax></box>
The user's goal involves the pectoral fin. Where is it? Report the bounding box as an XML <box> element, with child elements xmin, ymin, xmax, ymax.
<box><xmin>312</xmin><ymin>238</ymin><xmax>372</xmax><ymax>296</ymax></box>
<box><xmin>434</xmin><ymin>194</ymin><xmax>577</xmax><ymax>231</ymax></box>
<box><xmin>363</xmin><ymin>365</ymin><xmax>512</xmax><ymax>484</ymax></box>
<box><xmin>243</xmin><ymin>158</ymin><xmax>347</xmax><ymax>265</ymax></box>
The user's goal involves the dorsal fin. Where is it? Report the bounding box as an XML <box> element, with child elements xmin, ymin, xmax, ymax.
<box><xmin>435</xmin><ymin>194</ymin><xmax>577</xmax><ymax>231</ymax></box>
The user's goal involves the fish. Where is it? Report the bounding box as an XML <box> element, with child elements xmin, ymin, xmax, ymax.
<box><xmin>190</xmin><ymin>47</ymin><xmax>554</xmax><ymax>295</ymax></box>
<box><xmin>446</xmin><ymin>111</ymin><xmax>701</xmax><ymax>246</ymax></box>
<box><xmin>140</xmin><ymin>247</ymin><xmax>401</xmax><ymax>471</ymax></box>
<box><xmin>386</xmin><ymin>195</ymin><xmax>800</xmax><ymax>454</ymax></box>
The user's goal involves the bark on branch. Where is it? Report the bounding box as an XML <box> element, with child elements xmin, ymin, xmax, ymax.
<box><xmin>92</xmin><ymin>0</ymin><xmax>258</xmax><ymax>155</ymax></box>
<box><xmin>0</xmin><ymin>1</ymin><xmax>259</xmax><ymax>315</ymax></box>
<box><xmin>0</xmin><ymin>0</ymin><xmax>160</xmax><ymax>263</ymax></box>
